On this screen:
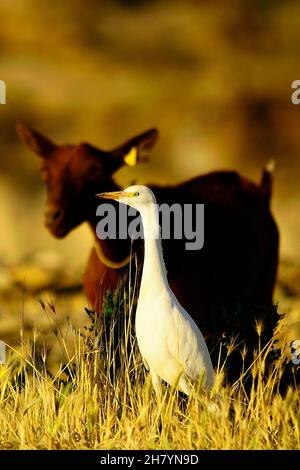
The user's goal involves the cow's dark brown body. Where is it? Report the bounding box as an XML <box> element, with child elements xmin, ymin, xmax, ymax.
<box><xmin>17</xmin><ymin>125</ymin><xmax>279</xmax><ymax>381</ymax></box>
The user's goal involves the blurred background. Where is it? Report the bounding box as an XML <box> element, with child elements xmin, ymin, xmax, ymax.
<box><xmin>0</xmin><ymin>0</ymin><xmax>300</xmax><ymax>366</ymax></box>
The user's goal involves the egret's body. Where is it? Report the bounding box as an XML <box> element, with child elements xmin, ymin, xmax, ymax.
<box><xmin>98</xmin><ymin>185</ymin><xmax>215</xmax><ymax>395</ymax></box>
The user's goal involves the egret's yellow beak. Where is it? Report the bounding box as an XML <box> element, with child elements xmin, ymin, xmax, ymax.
<box><xmin>96</xmin><ymin>191</ymin><xmax>135</xmax><ymax>200</ymax></box>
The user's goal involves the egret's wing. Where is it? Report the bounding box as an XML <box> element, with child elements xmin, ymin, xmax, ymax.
<box><xmin>166</xmin><ymin>303</ymin><xmax>212</xmax><ymax>382</ymax></box>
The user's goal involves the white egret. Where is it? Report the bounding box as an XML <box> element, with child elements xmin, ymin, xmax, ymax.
<box><xmin>97</xmin><ymin>185</ymin><xmax>215</xmax><ymax>396</ymax></box>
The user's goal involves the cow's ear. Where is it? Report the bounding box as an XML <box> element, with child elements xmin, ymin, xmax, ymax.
<box><xmin>112</xmin><ymin>128</ymin><xmax>159</xmax><ymax>168</ymax></box>
<box><xmin>16</xmin><ymin>124</ymin><xmax>56</xmax><ymax>158</ymax></box>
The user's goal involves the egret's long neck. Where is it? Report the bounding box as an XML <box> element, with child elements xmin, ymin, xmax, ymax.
<box><xmin>139</xmin><ymin>202</ymin><xmax>169</xmax><ymax>292</ymax></box>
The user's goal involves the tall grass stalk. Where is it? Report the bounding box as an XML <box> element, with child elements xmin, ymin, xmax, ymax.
<box><xmin>0</xmin><ymin>275</ymin><xmax>299</xmax><ymax>450</ymax></box>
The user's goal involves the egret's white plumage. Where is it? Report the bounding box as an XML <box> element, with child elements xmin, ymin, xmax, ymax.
<box><xmin>97</xmin><ymin>185</ymin><xmax>215</xmax><ymax>396</ymax></box>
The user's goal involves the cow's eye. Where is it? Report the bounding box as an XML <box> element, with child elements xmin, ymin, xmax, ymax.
<box><xmin>88</xmin><ymin>164</ymin><xmax>102</xmax><ymax>178</ymax></box>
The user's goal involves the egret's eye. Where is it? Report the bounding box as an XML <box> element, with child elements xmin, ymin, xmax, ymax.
<box><xmin>134</xmin><ymin>192</ymin><xmax>140</xmax><ymax>197</ymax></box>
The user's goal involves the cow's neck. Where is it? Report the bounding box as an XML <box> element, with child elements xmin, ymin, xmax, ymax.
<box><xmin>87</xmin><ymin>179</ymin><xmax>131</xmax><ymax>264</ymax></box>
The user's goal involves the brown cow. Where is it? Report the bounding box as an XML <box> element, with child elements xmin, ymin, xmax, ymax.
<box><xmin>17</xmin><ymin>124</ymin><xmax>279</xmax><ymax>382</ymax></box>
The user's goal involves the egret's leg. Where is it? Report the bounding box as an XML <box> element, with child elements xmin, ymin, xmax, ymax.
<box><xmin>150</xmin><ymin>369</ymin><xmax>162</xmax><ymax>397</ymax></box>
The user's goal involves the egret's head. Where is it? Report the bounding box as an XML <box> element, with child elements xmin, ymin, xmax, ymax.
<box><xmin>96</xmin><ymin>185</ymin><xmax>156</xmax><ymax>209</ymax></box>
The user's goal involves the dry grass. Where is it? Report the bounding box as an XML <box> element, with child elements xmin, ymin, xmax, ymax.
<box><xmin>0</xmin><ymin>283</ymin><xmax>299</xmax><ymax>450</ymax></box>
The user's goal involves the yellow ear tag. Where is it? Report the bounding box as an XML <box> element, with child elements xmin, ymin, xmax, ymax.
<box><xmin>124</xmin><ymin>147</ymin><xmax>138</xmax><ymax>166</ymax></box>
